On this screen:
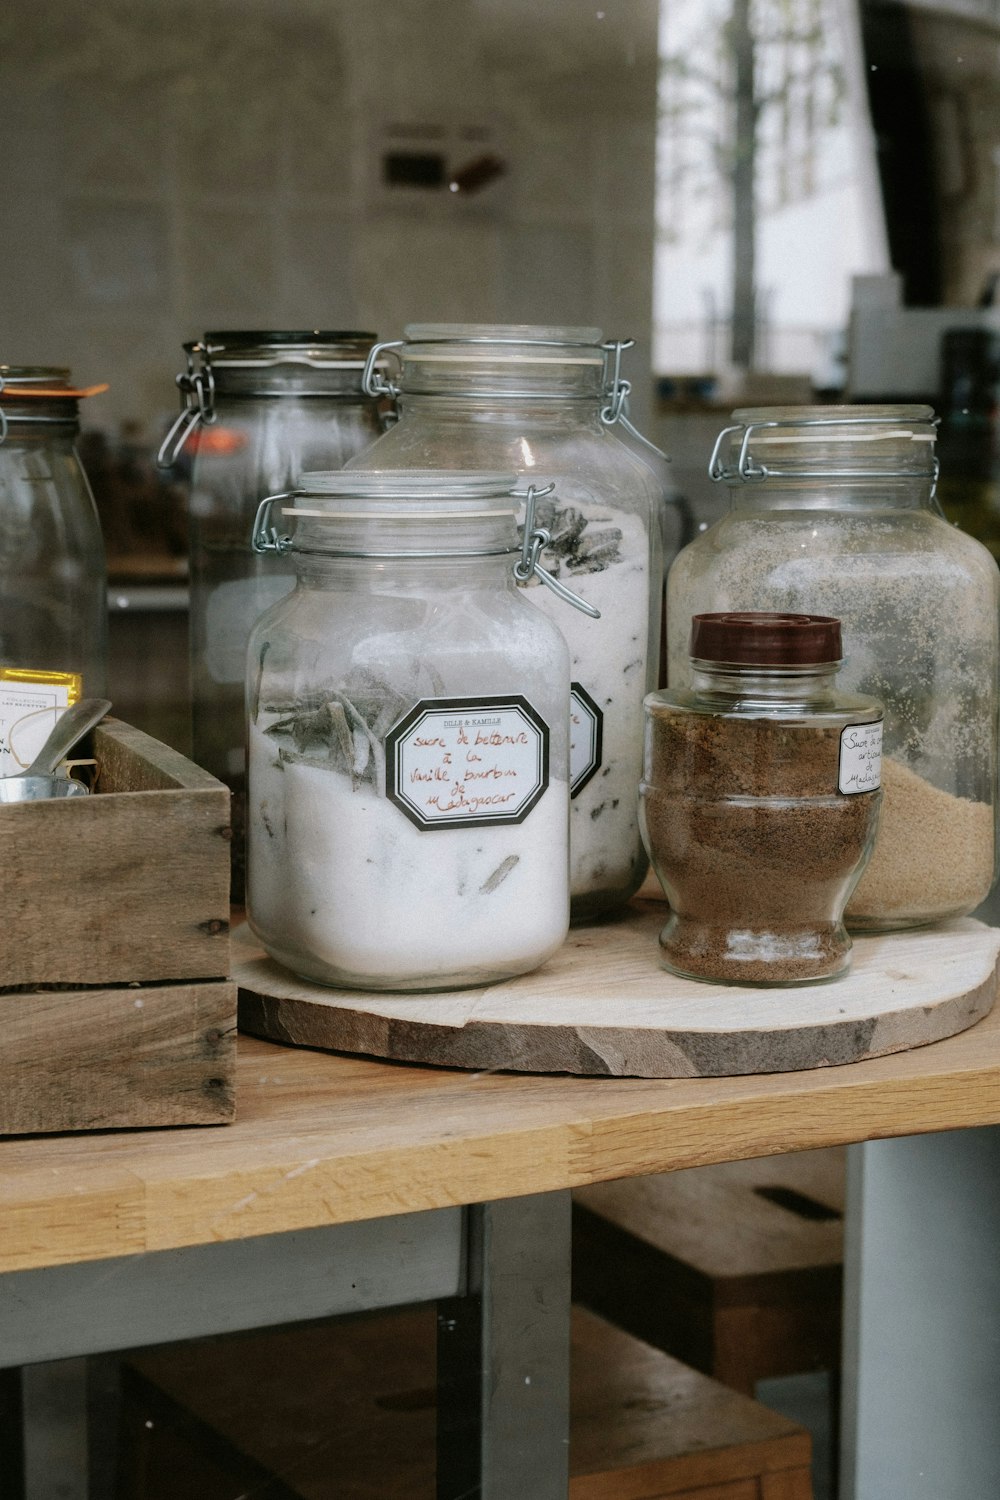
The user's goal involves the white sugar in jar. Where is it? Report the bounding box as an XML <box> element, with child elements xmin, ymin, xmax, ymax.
<box><xmin>348</xmin><ymin>324</ymin><xmax>675</xmax><ymax>920</ymax></box>
<box><xmin>246</xmin><ymin>470</ymin><xmax>574</xmax><ymax>991</ymax></box>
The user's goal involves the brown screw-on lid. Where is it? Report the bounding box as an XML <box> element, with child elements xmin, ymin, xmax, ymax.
<box><xmin>690</xmin><ymin>612</ymin><xmax>843</xmax><ymax>665</ymax></box>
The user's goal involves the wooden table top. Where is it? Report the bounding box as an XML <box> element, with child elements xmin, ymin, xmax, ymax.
<box><xmin>3</xmin><ymin>991</ymin><xmax>1000</xmax><ymax>1276</ymax></box>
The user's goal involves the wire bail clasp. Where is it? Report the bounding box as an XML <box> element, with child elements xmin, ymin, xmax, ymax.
<box><xmin>362</xmin><ymin>340</ymin><xmax>405</xmax><ymax>400</ymax></box>
<box><xmin>600</xmin><ymin>338</ymin><xmax>669</xmax><ymax>461</ymax></box>
<box><xmin>156</xmin><ymin>344</ymin><xmax>218</xmax><ymax>469</ymax></box>
<box><xmin>251</xmin><ymin>492</ymin><xmax>298</xmax><ymax>555</ymax></box>
<box><xmin>600</xmin><ymin>339</ymin><xmax>634</xmax><ymax>427</ymax></box>
<box><xmin>513</xmin><ymin>484</ymin><xmax>601</xmax><ymax>619</ymax></box>
<box><xmin>708</xmin><ymin>422</ymin><xmax>770</xmax><ymax>483</ymax></box>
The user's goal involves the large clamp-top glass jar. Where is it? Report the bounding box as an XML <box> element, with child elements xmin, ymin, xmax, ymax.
<box><xmin>0</xmin><ymin>367</ymin><xmax>108</xmax><ymax>775</ymax></box>
<box><xmin>246</xmin><ymin>470</ymin><xmax>576</xmax><ymax>991</ymax></box>
<box><xmin>159</xmin><ymin>330</ymin><xmax>386</xmax><ymax>893</ymax></box>
<box><xmin>349</xmin><ymin>323</ymin><xmax>672</xmax><ymax>921</ymax></box>
<box><xmin>667</xmin><ymin>405</ymin><xmax>999</xmax><ymax>929</ymax></box>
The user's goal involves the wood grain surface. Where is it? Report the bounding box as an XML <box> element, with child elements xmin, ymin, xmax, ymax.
<box><xmin>573</xmin><ymin>1149</ymin><xmax>845</xmax><ymax>1394</ymax></box>
<box><xmin>0</xmin><ymin>980</ymin><xmax>237</xmax><ymax>1135</ymax></box>
<box><xmin>236</xmin><ymin>906</ymin><xmax>1000</xmax><ymax>1076</ymax></box>
<box><xmin>120</xmin><ymin>1306</ymin><xmax>813</xmax><ymax>1499</ymax></box>
<box><xmin>0</xmin><ymin>718</ymin><xmax>231</xmax><ymax>987</ymax></box>
<box><xmin>1</xmin><ymin>988</ymin><xmax>1000</xmax><ymax>1274</ymax></box>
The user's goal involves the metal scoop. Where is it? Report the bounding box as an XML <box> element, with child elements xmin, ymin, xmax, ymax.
<box><xmin>0</xmin><ymin>776</ymin><xmax>91</xmax><ymax>803</ymax></box>
<box><xmin>0</xmin><ymin>697</ymin><xmax>112</xmax><ymax>802</ymax></box>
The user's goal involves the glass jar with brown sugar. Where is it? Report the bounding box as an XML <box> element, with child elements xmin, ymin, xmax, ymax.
<box><xmin>641</xmin><ymin>612</ymin><xmax>882</xmax><ymax>985</ymax></box>
<box><xmin>667</xmin><ymin>406</ymin><xmax>999</xmax><ymax>929</ymax></box>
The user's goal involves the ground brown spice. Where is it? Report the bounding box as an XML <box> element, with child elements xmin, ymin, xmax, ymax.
<box><xmin>642</xmin><ymin>712</ymin><xmax>881</xmax><ymax>983</ymax></box>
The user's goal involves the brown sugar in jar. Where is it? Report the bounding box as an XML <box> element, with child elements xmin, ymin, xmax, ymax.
<box><xmin>641</xmin><ymin>612</ymin><xmax>882</xmax><ymax>985</ymax></box>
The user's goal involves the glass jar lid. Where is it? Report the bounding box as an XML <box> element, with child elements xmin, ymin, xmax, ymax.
<box><xmin>365</xmin><ymin>323</ymin><xmax>617</xmax><ymax>403</ymax></box>
<box><xmin>689</xmin><ymin>611</ymin><xmax>843</xmax><ymax>666</ymax></box>
<box><xmin>0</xmin><ymin>366</ymin><xmax>107</xmax><ymax>433</ymax></box>
<box><xmin>292</xmin><ymin>468</ymin><xmax>522</xmax><ymax>518</ymax></box>
<box><xmin>189</xmin><ymin>330</ymin><xmax>378</xmax><ymax>369</ymax></box>
<box><xmin>1</xmin><ymin>365</ymin><xmax>72</xmax><ymax>390</ymax></box>
<box><xmin>251</xmin><ymin>469</ymin><xmax>601</xmax><ymax>618</ymax></box>
<box><xmin>252</xmin><ymin>469</ymin><xmax>525</xmax><ymax>558</ymax></box>
<box><xmin>403</xmin><ymin>322</ymin><xmax>605</xmax><ymax>355</ymax></box>
<box><xmin>158</xmin><ymin>333</ymin><xmax>384</xmax><ymax>467</ymax></box>
<box><xmin>709</xmin><ymin>404</ymin><xmax>938</xmax><ymax>485</ymax></box>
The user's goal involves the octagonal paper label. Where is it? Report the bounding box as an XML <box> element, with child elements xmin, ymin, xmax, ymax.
<box><xmin>570</xmin><ymin>681</ymin><xmax>603</xmax><ymax>798</ymax></box>
<box><xmin>386</xmin><ymin>695</ymin><xmax>550</xmax><ymax>831</ymax></box>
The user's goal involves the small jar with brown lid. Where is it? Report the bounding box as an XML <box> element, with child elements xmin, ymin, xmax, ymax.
<box><xmin>641</xmin><ymin>612</ymin><xmax>882</xmax><ymax>985</ymax></box>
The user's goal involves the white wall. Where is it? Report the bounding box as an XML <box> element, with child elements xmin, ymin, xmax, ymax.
<box><xmin>0</xmin><ymin>0</ymin><xmax>660</xmax><ymax>435</ymax></box>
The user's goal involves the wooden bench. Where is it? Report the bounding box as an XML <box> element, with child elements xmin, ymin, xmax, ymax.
<box><xmin>573</xmin><ymin>1148</ymin><xmax>845</xmax><ymax>1396</ymax></box>
<box><xmin>117</xmin><ymin>1305</ymin><xmax>814</xmax><ymax>1498</ymax></box>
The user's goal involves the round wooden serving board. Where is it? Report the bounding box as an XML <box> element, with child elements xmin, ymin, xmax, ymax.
<box><xmin>234</xmin><ymin>904</ymin><xmax>1000</xmax><ymax>1078</ymax></box>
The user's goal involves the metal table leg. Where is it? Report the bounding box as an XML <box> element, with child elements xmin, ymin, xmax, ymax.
<box><xmin>841</xmin><ymin>1128</ymin><xmax>1000</xmax><ymax>1499</ymax></box>
<box><xmin>437</xmin><ymin>1191</ymin><xmax>573</xmax><ymax>1500</ymax></box>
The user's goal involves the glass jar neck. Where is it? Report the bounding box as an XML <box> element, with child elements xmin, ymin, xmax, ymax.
<box><xmin>210</xmin><ymin>366</ymin><xmax>375</xmax><ymax>401</ymax></box>
<box><xmin>289</xmin><ymin>510</ymin><xmax>519</xmax><ymax>563</ymax></box>
<box><xmin>726</xmin><ymin>475</ymin><xmax>938</xmax><ymax>514</ymax></box>
<box><xmin>690</xmin><ymin>660</ymin><xmax>840</xmax><ymax>706</ymax></box>
<box><xmin>292</xmin><ymin>547</ymin><xmax>516</xmax><ymax>591</ymax></box>
<box><xmin>396</xmin><ymin>335</ymin><xmax>607</xmax><ymax>404</ymax></box>
<box><xmin>715</xmin><ymin>404</ymin><xmax>938</xmax><ymax>513</ymax></box>
<box><xmin>1</xmin><ymin>397</ymin><xmax>80</xmax><ymax>436</ymax></box>
<box><xmin>184</xmin><ymin>334</ymin><xmax>379</xmax><ymax>402</ymax></box>
<box><xmin>396</xmin><ymin>391</ymin><xmax>603</xmax><ymax>429</ymax></box>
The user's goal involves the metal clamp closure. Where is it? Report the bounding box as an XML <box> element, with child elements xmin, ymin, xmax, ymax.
<box><xmin>363</xmin><ymin>340</ymin><xmax>404</xmax><ymax>400</ymax></box>
<box><xmin>253</xmin><ymin>482</ymin><xmax>600</xmax><ymax>618</ymax></box>
<box><xmin>709</xmin><ymin>413</ymin><xmax>940</xmax><ymax>485</ymax></box>
<box><xmin>513</xmin><ymin>485</ymin><xmax>601</xmax><ymax>618</ymax></box>
<box><xmin>251</xmin><ymin>492</ymin><xmax>298</xmax><ymax>555</ymax></box>
<box><xmin>600</xmin><ymin>339</ymin><xmax>634</xmax><ymax>427</ymax></box>
<box><xmin>156</xmin><ymin>346</ymin><xmax>218</xmax><ymax>469</ymax></box>
<box><xmin>599</xmin><ymin>340</ymin><xmax>669</xmax><ymax>462</ymax></box>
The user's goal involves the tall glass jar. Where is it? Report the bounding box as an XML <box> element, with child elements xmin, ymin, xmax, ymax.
<box><xmin>348</xmin><ymin>323</ymin><xmax>671</xmax><ymax>921</ymax></box>
<box><xmin>667</xmin><ymin>405</ymin><xmax>999</xmax><ymax>929</ymax></box>
<box><xmin>0</xmin><ymin>367</ymin><xmax>108</xmax><ymax>774</ymax></box>
<box><xmin>159</xmin><ymin>331</ymin><xmax>386</xmax><ymax>894</ymax></box>
<box><xmin>246</xmin><ymin>470</ymin><xmax>572</xmax><ymax>991</ymax></box>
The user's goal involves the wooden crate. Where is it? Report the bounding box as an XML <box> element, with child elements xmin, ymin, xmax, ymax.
<box><xmin>0</xmin><ymin>717</ymin><xmax>231</xmax><ymax>988</ymax></box>
<box><xmin>573</xmin><ymin>1149</ymin><xmax>845</xmax><ymax>1396</ymax></box>
<box><xmin>0</xmin><ymin>718</ymin><xmax>236</xmax><ymax>1133</ymax></box>
<box><xmin>117</xmin><ymin>1305</ymin><xmax>814</xmax><ymax>1499</ymax></box>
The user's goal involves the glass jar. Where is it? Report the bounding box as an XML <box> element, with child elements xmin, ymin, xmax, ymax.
<box><xmin>246</xmin><ymin>470</ymin><xmax>572</xmax><ymax>991</ymax></box>
<box><xmin>347</xmin><ymin>322</ymin><xmax>673</xmax><ymax>921</ymax></box>
<box><xmin>0</xmin><ymin>367</ymin><xmax>108</xmax><ymax>774</ymax></box>
<box><xmin>667</xmin><ymin>406</ymin><xmax>999</xmax><ymax>929</ymax></box>
<box><xmin>158</xmin><ymin>330</ymin><xmax>387</xmax><ymax>894</ymax></box>
<box><xmin>935</xmin><ymin>328</ymin><xmax>1000</xmax><ymax>561</ymax></box>
<box><xmin>642</xmin><ymin>612</ymin><xmax>883</xmax><ymax>984</ymax></box>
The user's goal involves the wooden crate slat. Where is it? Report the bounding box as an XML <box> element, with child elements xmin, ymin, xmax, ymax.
<box><xmin>0</xmin><ymin>980</ymin><xmax>236</xmax><ymax>1134</ymax></box>
<box><xmin>0</xmin><ymin>718</ymin><xmax>231</xmax><ymax>987</ymax></box>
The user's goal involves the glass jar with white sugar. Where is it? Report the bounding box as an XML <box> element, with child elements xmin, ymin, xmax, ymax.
<box><xmin>667</xmin><ymin>406</ymin><xmax>999</xmax><ymax>929</ymax></box>
<box><xmin>246</xmin><ymin>470</ymin><xmax>573</xmax><ymax>991</ymax></box>
<box><xmin>349</xmin><ymin>324</ymin><xmax>675</xmax><ymax>921</ymax></box>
